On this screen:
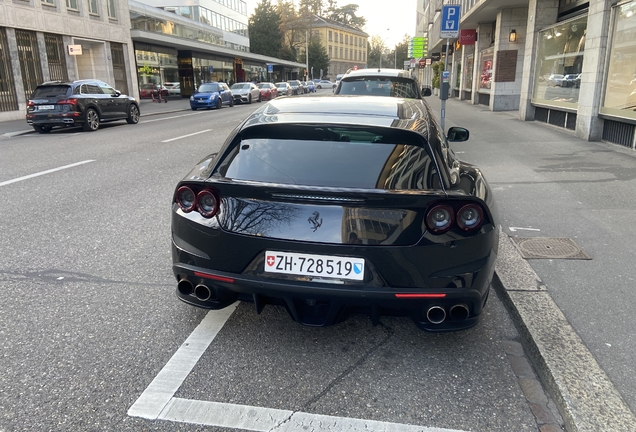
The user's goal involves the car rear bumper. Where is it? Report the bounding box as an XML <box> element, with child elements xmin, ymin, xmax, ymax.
<box><xmin>172</xmin><ymin>244</ymin><xmax>495</xmax><ymax>331</ymax></box>
<box><xmin>26</xmin><ymin>114</ymin><xmax>81</xmax><ymax>127</ymax></box>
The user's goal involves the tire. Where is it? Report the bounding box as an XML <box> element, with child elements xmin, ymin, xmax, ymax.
<box><xmin>191</xmin><ymin>107</ymin><xmax>197</xmax><ymax>111</ymax></box>
<box><xmin>229</xmin><ymin>98</ymin><xmax>234</xmax><ymax>107</ymax></box>
<box><xmin>126</xmin><ymin>104</ymin><xmax>140</xmax><ymax>124</ymax></box>
<box><xmin>217</xmin><ymin>98</ymin><xmax>222</xmax><ymax>109</ymax></box>
<box><xmin>248</xmin><ymin>95</ymin><xmax>252</xmax><ymax>104</ymax></box>
<box><xmin>258</xmin><ymin>94</ymin><xmax>262</xmax><ymax>102</ymax></box>
<box><xmin>82</xmin><ymin>108</ymin><xmax>100</xmax><ymax>132</ymax></box>
<box><xmin>33</xmin><ymin>125</ymin><xmax>51</xmax><ymax>134</ymax></box>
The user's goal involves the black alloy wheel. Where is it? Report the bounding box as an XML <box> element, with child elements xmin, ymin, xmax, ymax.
<box><xmin>126</xmin><ymin>104</ymin><xmax>140</xmax><ymax>124</ymax></box>
<box><xmin>82</xmin><ymin>108</ymin><xmax>100</xmax><ymax>132</ymax></box>
<box><xmin>33</xmin><ymin>125</ymin><xmax>52</xmax><ymax>134</ymax></box>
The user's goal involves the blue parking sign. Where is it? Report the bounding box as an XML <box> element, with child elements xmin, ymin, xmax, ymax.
<box><xmin>440</xmin><ymin>5</ymin><xmax>460</xmax><ymax>38</ymax></box>
<box><xmin>267</xmin><ymin>64</ymin><xmax>273</xmax><ymax>73</ymax></box>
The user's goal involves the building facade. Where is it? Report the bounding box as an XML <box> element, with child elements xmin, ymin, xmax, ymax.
<box><xmin>295</xmin><ymin>15</ymin><xmax>368</xmax><ymax>80</ymax></box>
<box><xmin>0</xmin><ymin>0</ymin><xmax>138</xmax><ymax>121</ymax></box>
<box><xmin>417</xmin><ymin>0</ymin><xmax>636</xmax><ymax>150</ymax></box>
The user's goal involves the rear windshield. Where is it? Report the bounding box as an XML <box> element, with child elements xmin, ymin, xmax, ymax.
<box><xmin>232</xmin><ymin>84</ymin><xmax>250</xmax><ymax>89</ymax></box>
<box><xmin>214</xmin><ymin>127</ymin><xmax>438</xmax><ymax>190</ymax></box>
<box><xmin>338</xmin><ymin>77</ymin><xmax>419</xmax><ymax>98</ymax></box>
<box><xmin>30</xmin><ymin>85</ymin><xmax>71</xmax><ymax>99</ymax></box>
<box><xmin>198</xmin><ymin>83</ymin><xmax>219</xmax><ymax>92</ymax></box>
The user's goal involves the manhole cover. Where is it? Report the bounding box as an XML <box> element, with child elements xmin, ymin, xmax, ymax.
<box><xmin>510</xmin><ymin>237</ymin><xmax>591</xmax><ymax>260</ymax></box>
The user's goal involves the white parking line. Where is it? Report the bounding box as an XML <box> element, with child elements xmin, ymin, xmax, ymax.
<box><xmin>161</xmin><ymin>129</ymin><xmax>212</xmax><ymax>143</ymax></box>
<box><xmin>0</xmin><ymin>160</ymin><xmax>95</xmax><ymax>187</ymax></box>
<box><xmin>128</xmin><ymin>305</ymin><xmax>469</xmax><ymax>432</ymax></box>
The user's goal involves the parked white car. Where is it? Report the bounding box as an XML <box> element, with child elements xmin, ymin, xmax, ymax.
<box><xmin>230</xmin><ymin>82</ymin><xmax>261</xmax><ymax>104</ymax></box>
<box><xmin>316</xmin><ymin>80</ymin><xmax>336</xmax><ymax>90</ymax></box>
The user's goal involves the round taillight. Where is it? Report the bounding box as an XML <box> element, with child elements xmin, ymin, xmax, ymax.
<box><xmin>196</xmin><ymin>189</ymin><xmax>219</xmax><ymax>218</ymax></box>
<box><xmin>426</xmin><ymin>205</ymin><xmax>454</xmax><ymax>233</ymax></box>
<box><xmin>176</xmin><ymin>186</ymin><xmax>196</xmax><ymax>213</ymax></box>
<box><xmin>457</xmin><ymin>204</ymin><xmax>484</xmax><ymax>231</ymax></box>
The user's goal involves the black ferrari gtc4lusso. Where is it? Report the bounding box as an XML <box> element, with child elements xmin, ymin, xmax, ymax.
<box><xmin>171</xmin><ymin>96</ymin><xmax>499</xmax><ymax>331</ymax></box>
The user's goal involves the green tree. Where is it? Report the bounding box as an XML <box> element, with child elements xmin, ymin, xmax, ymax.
<box><xmin>432</xmin><ymin>61</ymin><xmax>444</xmax><ymax>89</ymax></box>
<box><xmin>299</xmin><ymin>0</ymin><xmax>324</xmax><ymax>16</ymax></box>
<box><xmin>277</xmin><ymin>0</ymin><xmax>307</xmax><ymax>58</ymax></box>
<box><xmin>248</xmin><ymin>0</ymin><xmax>283</xmax><ymax>57</ymax></box>
<box><xmin>307</xmin><ymin>39</ymin><xmax>329</xmax><ymax>78</ymax></box>
<box><xmin>392</xmin><ymin>34</ymin><xmax>411</xmax><ymax>69</ymax></box>
<box><xmin>367</xmin><ymin>35</ymin><xmax>386</xmax><ymax>68</ymax></box>
<box><xmin>328</xmin><ymin>3</ymin><xmax>366</xmax><ymax>29</ymax></box>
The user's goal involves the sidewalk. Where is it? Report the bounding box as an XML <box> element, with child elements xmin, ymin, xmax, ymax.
<box><xmin>0</xmin><ymin>96</ymin><xmax>191</xmax><ymax>137</ymax></box>
<box><xmin>425</xmin><ymin>95</ymin><xmax>636</xmax><ymax>432</ymax></box>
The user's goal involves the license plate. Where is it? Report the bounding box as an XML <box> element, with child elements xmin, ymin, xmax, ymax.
<box><xmin>38</xmin><ymin>105</ymin><xmax>54</xmax><ymax>110</ymax></box>
<box><xmin>198</xmin><ymin>99</ymin><xmax>205</xmax><ymax>102</ymax></box>
<box><xmin>264</xmin><ymin>251</ymin><xmax>365</xmax><ymax>281</ymax></box>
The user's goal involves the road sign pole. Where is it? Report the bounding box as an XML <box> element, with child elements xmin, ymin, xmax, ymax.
<box><xmin>441</xmin><ymin>39</ymin><xmax>450</xmax><ymax>132</ymax></box>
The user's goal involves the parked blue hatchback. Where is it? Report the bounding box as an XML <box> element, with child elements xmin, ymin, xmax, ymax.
<box><xmin>190</xmin><ymin>82</ymin><xmax>233</xmax><ymax>110</ymax></box>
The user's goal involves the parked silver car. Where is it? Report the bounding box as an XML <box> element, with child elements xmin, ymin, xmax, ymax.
<box><xmin>276</xmin><ymin>82</ymin><xmax>293</xmax><ymax>96</ymax></box>
<box><xmin>230</xmin><ymin>82</ymin><xmax>261</xmax><ymax>104</ymax></box>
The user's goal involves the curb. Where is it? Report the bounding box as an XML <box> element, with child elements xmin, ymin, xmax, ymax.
<box><xmin>494</xmin><ymin>228</ymin><xmax>636</xmax><ymax>432</ymax></box>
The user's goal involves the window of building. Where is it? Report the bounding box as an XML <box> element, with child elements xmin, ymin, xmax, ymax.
<box><xmin>44</xmin><ymin>34</ymin><xmax>69</xmax><ymax>82</ymax></box>
<box><xmin>41</xmin><ymin>0</ymin><xmax>56</xmax><ymax>6</ymax></box>
<box><xmin>0</xmin><ymin>28</ymin><xmax>19</xmax><ymax>112</ymax></box>
<box><xmin>329</xmin><ymin>30</ymin><xmax>332</xmax><ymax>41</ymax></box>
<box><xmin>107</xmin><ymin>0</ymin><xmax>116</xmax><ymax>18</ymax></box>
<box><xmin>601</xmin><ymin>1</ymin><xmax>636</xmax><ymax>120</ymax></box>
<box><xmin>66</xmin><ymin>0</ymin><xmax>78</xmax><ymax>10</ymax></box>
<box><xmin>329</xmin><ymin>46</ymin><xmax>332</xmax><ymax>58</ymax></box>
<box><xmin>340</xmin><ymin>47</ymin><xmax>343</xmax><ymax>58</ymax></box>
<box><xmin>88</xmin><ymin>0</ymin><xmax>99</xmax><ymax>15</ymax></box>
<box><xmin>532</xmin><ymin>14</ymin><xmax>588</xmax><ymax>109</ymax></box>
<box><xmin>463</xmin><ymin>53</ymin><xmax>474</xmax><ymax>91</ymax></box>
<box><xmin>345</xmin><ymin>34</ymin><xmax>348</xmax><ymax>44</ymax></box>
<box><xmin>478</xmin><ymin>48</ymin><xmax>493</xmax><ymax>92</ymax></box>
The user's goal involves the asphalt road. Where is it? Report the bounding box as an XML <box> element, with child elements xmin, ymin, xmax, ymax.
<box><xmin>0</xmin><ymin>95</ymin><xmax>556</xmax><ymax>431</ymax></box>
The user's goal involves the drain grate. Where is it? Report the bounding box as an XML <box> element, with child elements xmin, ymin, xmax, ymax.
<box><xmin>510</xmin><ymin>237</ymin><xmax>592</xmax><ymax>260</ymax></box>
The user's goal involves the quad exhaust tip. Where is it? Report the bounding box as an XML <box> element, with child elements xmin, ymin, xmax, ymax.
<box><xmin>178</xmin><ymin>278</ymin><xmax>193</xmax><ymax>296</ymax></box>
<box><xmin>426</xmin><ymin>305</ymin><xmax>470</xmax><ymax>324</ymax></box>
<box><xmin>426</xmin><ymin>306</ymin><xmax>446</xmax><ymax>324</ymax></box>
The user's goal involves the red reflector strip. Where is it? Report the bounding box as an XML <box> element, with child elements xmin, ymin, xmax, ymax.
<box><xmin>395</xmin><ymin>293</ymin><xmax>447</xmax><ymax>298</ymax></box>
<box><xmin>194</xmin><ymin>271</ymin><xmax>234</xmax><ymax>283</ymax></box>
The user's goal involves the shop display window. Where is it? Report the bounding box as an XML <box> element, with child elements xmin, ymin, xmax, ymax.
<box><xmin>478</xmin><ymin>48</ymin><xmax>493</xmax><ymax>92</ymax></box>
<box><xmin>463</xmin><ymin>53</ymin><xmax>474</xmax><ymax>91</ymax></box>
<box><xmin>601</xmin><ymin>1</ymin><xmax>636</xmax><ymax>120</ymax></box>
<box><xmin>532</xmin><ymin>15</ymin><xmax>587</xmax><ymax>108</ymax></box>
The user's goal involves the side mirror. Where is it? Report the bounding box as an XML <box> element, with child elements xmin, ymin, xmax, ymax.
<box><xmin>421</xmin><ymin>86</ymin><xmax>432</xmax><ymax>97</ymax></box>
<box><xmin>113</xmin><ymin>90</ymin><xmax>122</xmax><ymax>97</ymax></box>
<box><xmin>447</xmin><ymin>127</ymin><xmax>469</xmax><ymax>142</ymax></box>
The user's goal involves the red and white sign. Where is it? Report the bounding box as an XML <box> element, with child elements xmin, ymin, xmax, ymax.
<box><xmin>459</xmin><ymin>29</ymin><xmax>476</xmax><ymax>46</ymax></box>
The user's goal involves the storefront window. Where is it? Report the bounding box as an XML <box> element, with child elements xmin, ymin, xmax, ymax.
<box><xmin>601</xmin><ymin>1</ymin><xmax>636</xmax><ymax>120</ymax></box>
<box><xmin>463</xmin><ymin>53</ymin><xmax>474</xmax><ymax>91</ymax></box>
<box><xmin>532</xmin><ymin>15</ymin><xmax>587</xmax><ymax>108</ymax></box>
<box><xmin>478</xmin><ymin>48</ymin><xmax>493</xmax><ymax>92</ymax></box>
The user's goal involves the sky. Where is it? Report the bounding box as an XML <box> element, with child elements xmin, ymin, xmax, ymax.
<box><xmin>245</xmin><ymin>0</ymin><xmax>417</xmax><ymax>48</ymax></box>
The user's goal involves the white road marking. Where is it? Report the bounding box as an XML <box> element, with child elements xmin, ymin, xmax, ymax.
<box><xmin>509</xmin><ymin>227</ymin><xmax>541</xmax><ymax>232</ymax></box>
<box><xmin>161</xmin><ymin>129</ymin><xmax>212</xmax><ymax>143</ymax></box>
<box><xmin>128</xmin><ymin>305</ymin><xmax>469</xmax><ymax>432</ymax></box>
<box><xmin>142</xmin><ymin>112</ymin><xmax>206</xmax><ymax>123</ymax></box>
<box><xmin>160</xmin><ymin>398</ymin><xmax>463</xmax><ymax>432</ymax></box>
<box><xmin>0</xmin><ymin>160</ymin><xmax>95</xmax><ymax>187</ymax></box>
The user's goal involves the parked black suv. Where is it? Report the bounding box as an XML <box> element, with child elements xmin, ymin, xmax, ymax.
<box><xmin>26</xmin><ymin>80</ymin><xmax>140</xmax><ymax>133</ymax></box>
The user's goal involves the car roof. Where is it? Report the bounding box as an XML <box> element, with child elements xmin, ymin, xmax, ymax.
<box><xmin>342</xmin><ymin>68</ymin><xmax>413</xmax><ymax>79</ymax></box>
<box><xmin>241</xmin><ymin>96</ymin><xmax>433</xmax><ymax>135</ymax></box>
